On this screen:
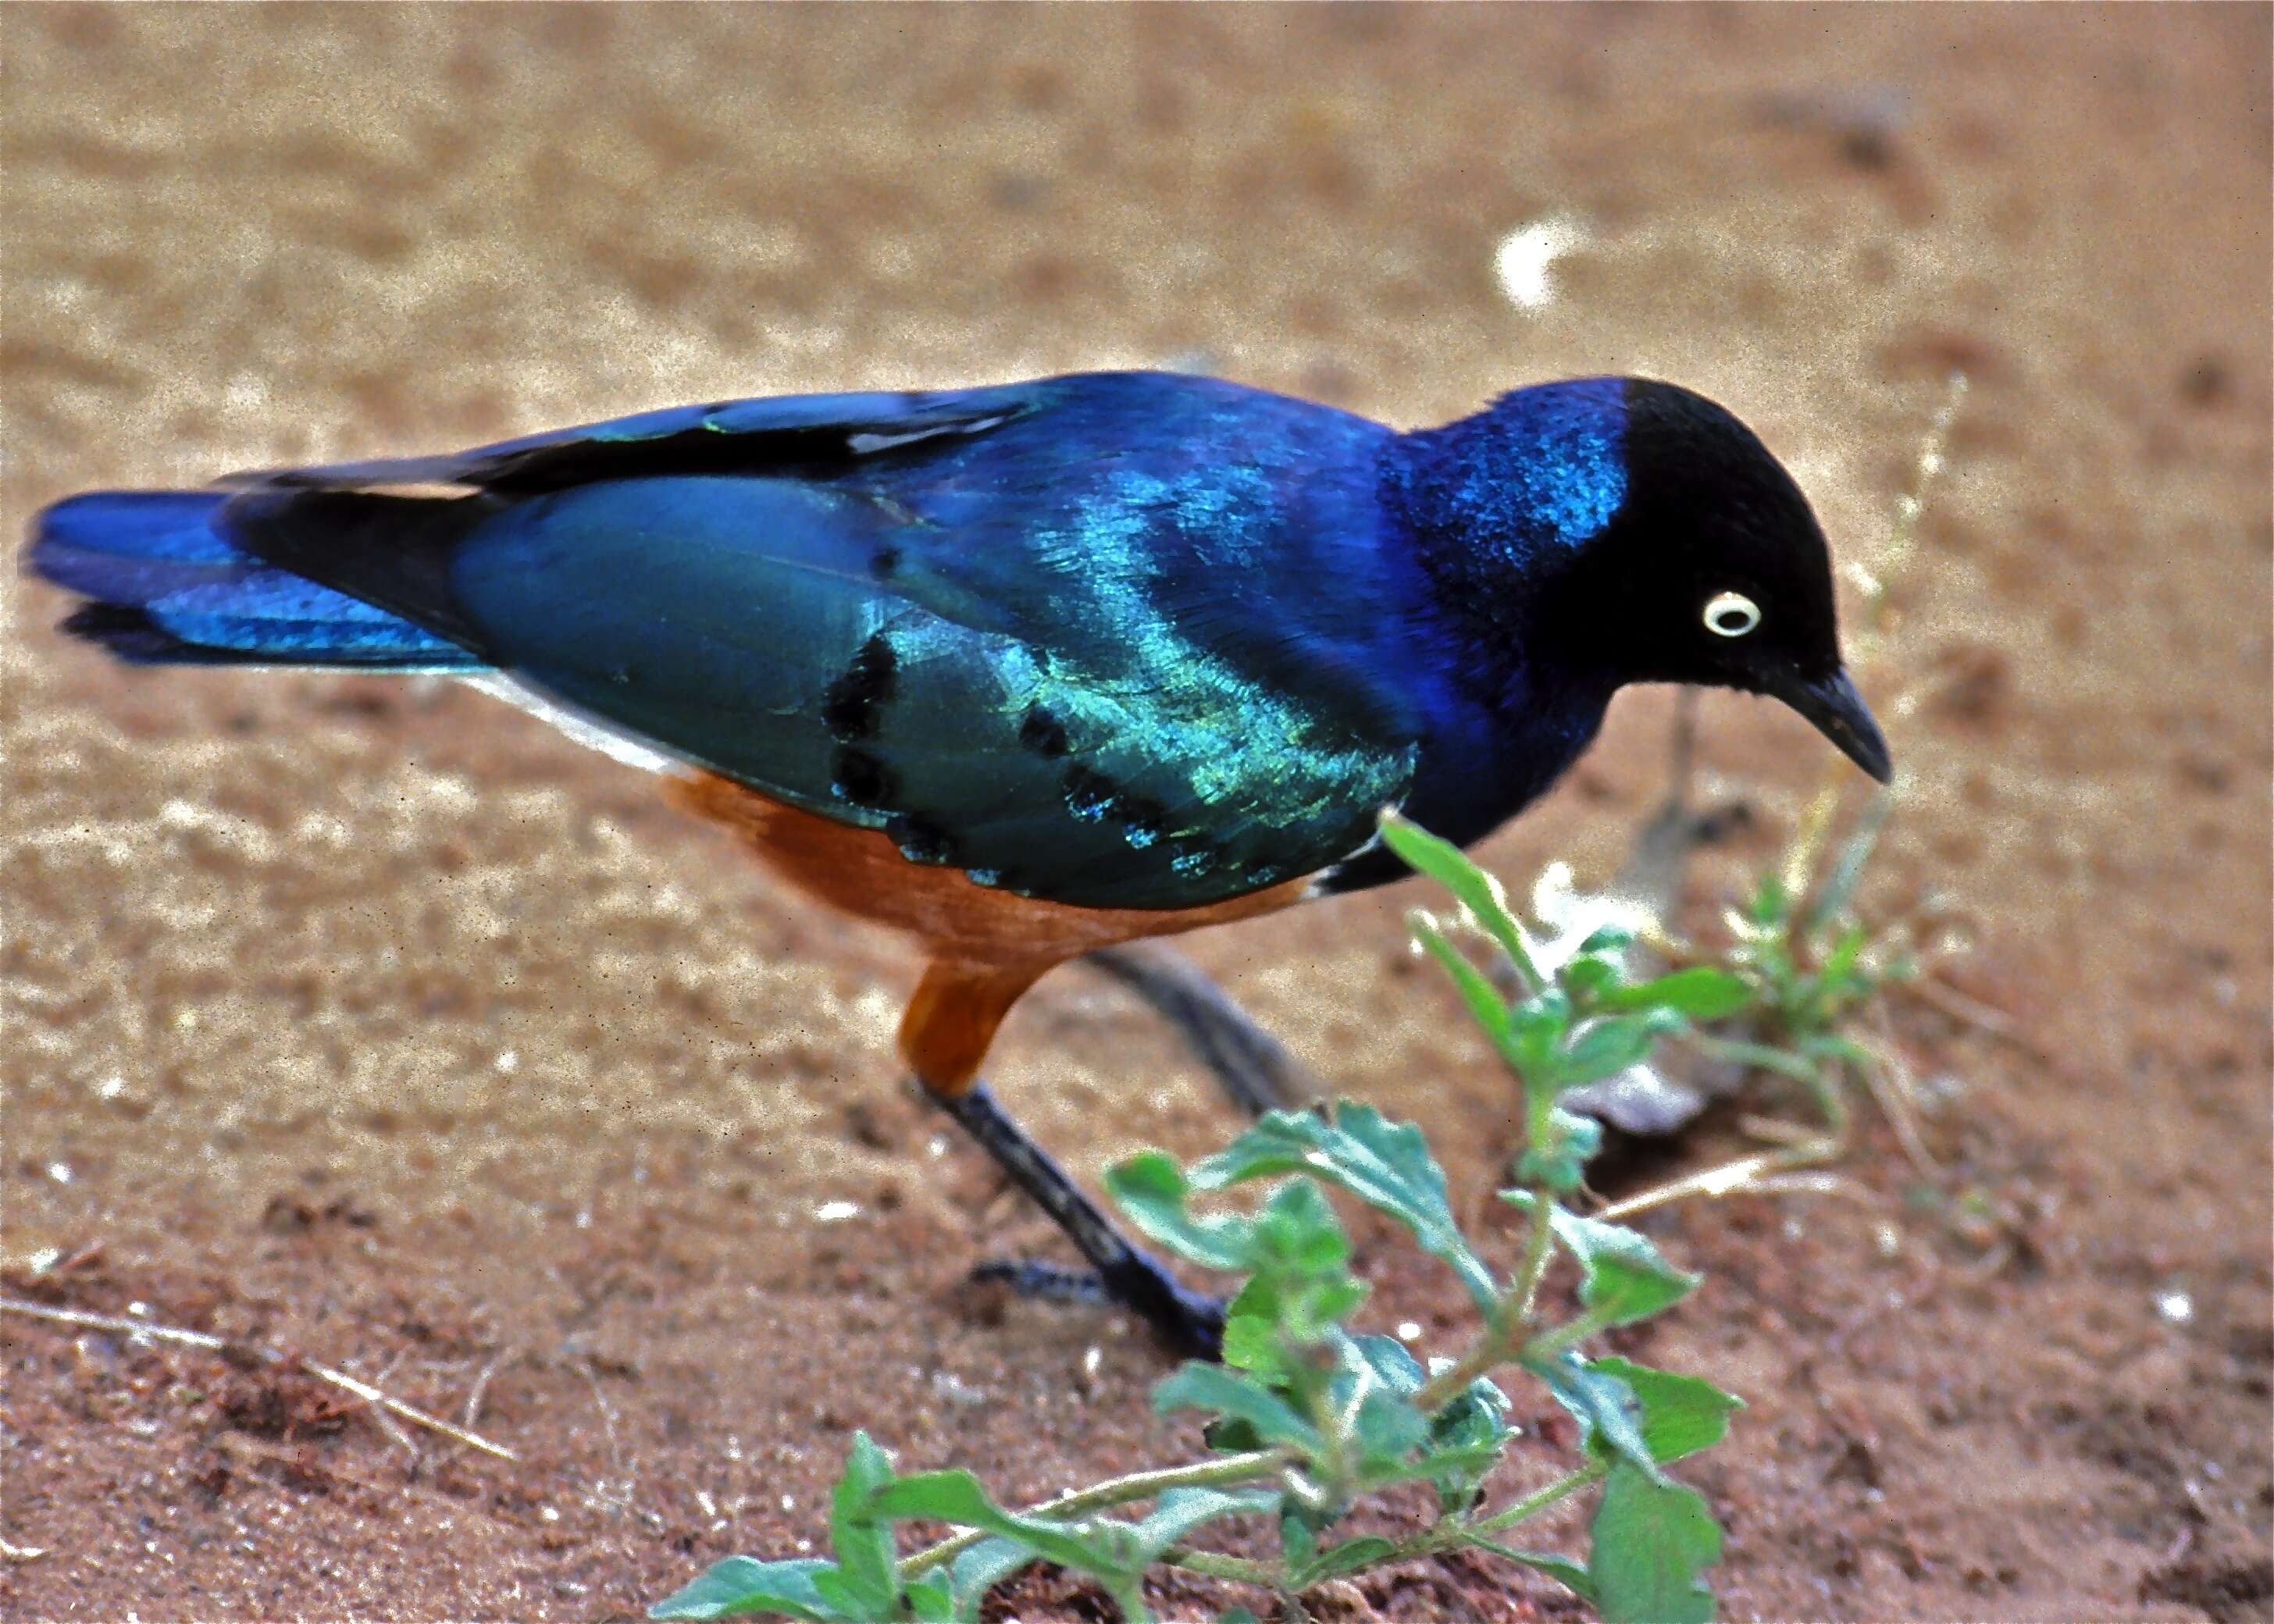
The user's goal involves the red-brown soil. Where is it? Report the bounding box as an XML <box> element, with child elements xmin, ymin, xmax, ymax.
<box><xmin>5</xmin><ymin>7</ymin><xmax>2268</xmax><ymax>1620</ymax></box>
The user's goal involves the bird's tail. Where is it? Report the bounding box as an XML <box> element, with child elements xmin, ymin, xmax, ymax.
<box><xmin>26</xmin><ymin>490</ymin><xmax>480</xmax><ymax>669</ymax></box>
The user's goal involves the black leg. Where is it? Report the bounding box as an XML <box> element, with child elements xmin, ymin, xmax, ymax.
<box><xmin>1082</xmin><ymin>942</ymin><xmax>1315</xmax><ymax>1119</ymax></box>
<box><xmin>931</xmin><ymin>1081</ymin><xmax>1224</xmax><ymax>1360</ymax></box>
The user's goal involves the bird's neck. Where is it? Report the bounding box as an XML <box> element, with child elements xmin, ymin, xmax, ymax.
<box><xmin>1360</xmin><ymin>403</ymin><xmax>1638</xmax><ymax>855</ymax></box>
<box><xmin>1375</xmin><ymin>399</ymin><xmax>1630</xmax><ymax>715</ymax></box>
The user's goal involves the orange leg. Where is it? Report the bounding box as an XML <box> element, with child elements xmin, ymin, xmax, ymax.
<box><xmin>898</xmin><ymin>956</ymin><xmax>1053</xmax><ymax>1099</ymax></box>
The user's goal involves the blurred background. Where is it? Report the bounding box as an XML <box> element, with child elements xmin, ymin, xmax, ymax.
<box><xmin>5</xmin><ymin>7</ymin><xmax>2268</xmax><ymax>1621</ymax></box>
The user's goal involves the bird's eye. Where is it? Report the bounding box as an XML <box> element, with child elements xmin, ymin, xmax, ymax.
<box><xmin>1703</xmin><ymin>590</ymin><xmax>1761</xmax><ymax>638</ymax></box>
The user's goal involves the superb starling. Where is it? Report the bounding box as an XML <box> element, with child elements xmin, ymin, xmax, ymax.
<box><xmin>27</xmin><ymin>370</ymin><xmax>1890</xmax><ymax>1357</ymax></box>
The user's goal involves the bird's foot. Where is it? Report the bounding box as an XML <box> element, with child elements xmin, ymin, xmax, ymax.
<box><xmin>972</xmin><ymin>1256</ymin><xmax>1225</xmax><ymax>1361</ymax></box>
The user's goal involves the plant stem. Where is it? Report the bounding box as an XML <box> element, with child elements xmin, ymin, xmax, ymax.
<box><xmin>1522</xmin><ymin>1304</ymin><xmax>1617</xmax><ymax>1367</ymax></box>
<box><xmin>1410</xmin><ymin>1343</ymin><xmax>1497</xmax><ymax>1418</ymax></box>
<box><xmin>896</xmin><ymin>1448</ymin><xmax>1288</xmax><ymax>1582</ymax></box>
<box><xmin>1156</xmin><ymin>1547</ymin><xmax>1282</xmax><ymax>1585</ymax></box>
<box><xmin>1470</xmin><ymin>1462</ymin><xmax>1607</xmax><ymax>1537</ymax></box>
<box><xmin>1508</xmin><ymin>1184</ymin><xmax>1558</xmax><ymax>1323</ymax></box>
<box><xmin>1410</xmin><ymin>1184</ymin><xmax>1557</xmax><ymax>1415</ymax></box>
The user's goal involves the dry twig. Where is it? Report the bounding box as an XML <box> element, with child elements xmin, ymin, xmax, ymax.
<box><xmin>0</xmin><ymin>1295</ymin><xmax>518</xmax><ymax>1462</ymax></box>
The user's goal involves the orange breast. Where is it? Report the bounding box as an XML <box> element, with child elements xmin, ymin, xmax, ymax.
<box><xmin>666</xmin><ymin>771</ymin><xmax>1306</xmax><ymax>1092</ymax></box>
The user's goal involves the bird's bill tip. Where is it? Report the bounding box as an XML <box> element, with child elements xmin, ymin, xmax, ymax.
<box><xmin>1777</xmin><ymin>667</ymin><xmax>1893</xmax><ymax>784</ymax></box>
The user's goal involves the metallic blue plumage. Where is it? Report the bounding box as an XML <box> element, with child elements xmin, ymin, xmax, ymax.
<box><xmin>1383</xmin><ymin>376</ymin><xmax>1627</xmax><ymax>573</ymax></box>
<box><xmin>32</xmin><ymin>490</ymin><xmax>474</xmax><ymax>666</ymax></box>
<box><xmin>29</xmin><ymin>370</ymin><xmax>1659</xmax><ymax>904</ymax></box>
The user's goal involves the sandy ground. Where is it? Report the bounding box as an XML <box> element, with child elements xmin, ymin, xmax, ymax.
<box><xmin>3</xmin><ymin>5</ymin><xmax>2269</xmax><ymax>1621</ymax></box>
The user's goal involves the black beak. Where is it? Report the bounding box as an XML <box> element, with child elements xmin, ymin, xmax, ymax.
<box><xmin>1773</xmin><ymin>667</ymin><xmax>1893</xmax><ymax>783</ymax></box>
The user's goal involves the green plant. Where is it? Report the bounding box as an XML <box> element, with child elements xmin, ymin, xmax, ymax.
<box><xmin>650</xmin><ymin>811</ymin><xmax>1746</xmax><ymax>1624</ymax></box>
<box><xmin>1512</xmin><ymin>784</ymin><xmax>1936</xmax><ymax>1224</ymax></box>
<box><xmin>1695</xmin><ymin>789</ymin><xmax>1917</xmax><ymax>1138</ymax></box>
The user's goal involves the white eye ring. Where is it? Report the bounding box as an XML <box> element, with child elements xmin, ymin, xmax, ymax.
<box><xmin>1703</xmin><ymin>591</ymin><xmax>1762</xmax><ymax>638</ymax></box>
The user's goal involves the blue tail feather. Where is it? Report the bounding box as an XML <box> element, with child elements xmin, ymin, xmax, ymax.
<box><xmin>28</xmin><ymin>490</ymin><xmax>480</xmax><ymax>669</ymax></box>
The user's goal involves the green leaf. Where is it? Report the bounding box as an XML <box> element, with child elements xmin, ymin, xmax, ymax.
<box><xmin>1201</xmin><ymin>1415</ymin><xmax>1266</xmax><ymax>1455</ymax></box>
<box><xmin>945</xmin><ymin>1537</ymin><xmax>1035</xmax><ymax>1624</ymax></box>
<box><xmin>1126</xmin><ymin>1487</ymin><xmax>1278</xmax><ymax>1563</ymax></box>
<box><xmin>1219</xmin><ymin>1611</ymin><xmax>1264</xmax><ymax>1624</ymax></box>
<box><xmin>1278</xmin><ymin>1506</ymin><xmax>1320</xmax><ymax>1572</ymax></box>
<box><xmin>1541</xmin><ymin>1204</ymin><xmax>1700</xmax><ymax>1327</ymax></box>
<box><xmin>1507</xmin><ymin>992</ymin><xmax>1575</xmax><ymax>1091</ymax></box>
<box><xmin>648</xmin><ymin>1556</ymin><xmax>842</xmax><ymax>1621</ymax></box>
<box><xmin>805</xmin><ymin>1573</ymin><xmax>864</xmax><ymax>1618</ymax></box>
<box><xmin>1424</xmin><ymin>1377</ymin><xmax>1512</xmax><ymax>1513</ymax></box>
<box><xmin>1549</xmin><ymin>1107</ymin><xmax>1606</xmax><ymax>1164</ymax></box>
<box><xmin>1577</xmin><ymin>923</ymin><xmax>1638</xmax><ymax>956</ymax></box>
<box><xmin>1111</xmin><ymin>1153</ymin><xmax>1364</xmax><ymax>1357</ymax></box>
<box><xmin>869</xmin><ymin>1471</ymin><xmax>1114</xmax><ymax>1579</ymax></box>
<box><xmin>1378</xmin><ymin>810</ymin><xmax>1543</xmax><ymax>988</ymax></box>
<box><xmin>1291</xmin><ymin>1272</ymin><xmax>1373</xmax><ymax>1348</ymax></box>
<box><xmin>1102</xmin><ymin>1576</ymin><xmax>1151</xmax><ymax>1624</ymax></box>
<box><xmin>871</xmin><ymin>1485</ymin><xmax>1264</xmax><ymax>1624</ymax></box>
<box><xmin>1190</xmin><ymin>1102</ymin><xmax>1499</xmax><ymax>1313</ymax></box>
<box><xmin>1410</xmin><ymin>912</ymin><xmax>1516</xmax><ymax>1051</ymax></box>
<box><xmin>1224</xmin><ymin>1205</ymin><xmax>1367</xmax><ymax>1375</ymax></box>
<box><xmin>1106</xmin><ymin>1152</ymin><xmax>1256</xmax><ymax>1272</ymax></box>
<box><xmin>1250</xmin><ymin>1179</ymin><xmax>1358</xmax><ymax>1291</ymax></box>
<box><xmin>1588</xmin><ymin>1359</ymin><xmax>1743</xmax><ymax>1466</ymax></box>
<box><xmin>1153</xmin><ymin>1361</ymin><xmax>1324</xmax><ymax>1455</ymax></box>
<box><xmin>1560</xmin><ymin>1015</ymin><xmax>1670</xmax><ymax>1090</ymax></box>
<box><xmin>1812</xmin><ymin>922</ymin><xmax>1870</xmax><ymax>1005</ymax></box>
<box><xmin>1344</xmin><ymin>1330</ymin><xmax>1426</xmax><ymax>1394</ymax></box>
<box><xmin>1471</xmin><ymin>1540</ymin><xmax>1597</xmax><ymax>1608</ymax></box>
<box><xmin>1218</xmin><ymin>1275</ymin><xmax>1290</xmax><ymax>1383</ymax></box>
<box><xmin>1514</xmin><ymin>1108</ymin><xmax>1604</xmax><ymax>1192</ymax></box>
<box><xmin>1528</xmin><ymin>1351</ymin><xmax>1655</xmax><ymax>1477</ymax></box>
<box><xmin>1332</xmin><ymin>1334</ymin><xmax>1431</xmax><ymax>1475</ymax></box>
<box><xmin>1747</xmin><ymin>867</ymin><xmax>1790</xmax><ymax>928</ymax></box>
<box><xmin>1595</xmin><ymin>967</ymin><xmax>1753</xmax><ymax>1020</ymax></box>
<box><xmin>1303</xmin><ymin>1534</ymin><xmax>1400</xmax><ymax>1584</ymax></box>
<box><xmin>827</xmin><ymin>1432</ymin><xmax>901</xmax><ymax>1617</ymax></box>
<box><xmin>1587</xmin><ymin>1458</ymin><xmax>1723</xmax><ymax>1624</ymax></box>
<box><xmin>903</xmin><ymin>1576</ymin><xmax>953</xmax><ymax>1622</ymax></box>
<box><xmin>1558</xmin><ymin>950</ymin><xmax>1622</xmax><ymax>1004</ymax></box>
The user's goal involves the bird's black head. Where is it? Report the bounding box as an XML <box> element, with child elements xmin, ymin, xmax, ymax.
<box><xmin>1389</xmin><ymin>376</ymin><xmax>1891</xmax><ymax>782</ymax></box>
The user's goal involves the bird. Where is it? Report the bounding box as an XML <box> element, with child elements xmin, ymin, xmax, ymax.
<box><xmin>26</xmin><ymin>369</ymin><xmax>1890</xmax><ymax>1359</ymax></box>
